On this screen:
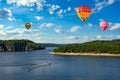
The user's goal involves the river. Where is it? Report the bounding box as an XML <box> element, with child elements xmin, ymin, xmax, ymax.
<box><xmin>0</xmin><ymin>47</ymin><xmax>120</xmax><ymax>80</ymax></box>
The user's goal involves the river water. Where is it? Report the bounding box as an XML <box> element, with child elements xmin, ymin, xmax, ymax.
<box><xmin>0</xmin><ymin>47</ymin><xmax>120</xmax><ymax>80</ymax></box>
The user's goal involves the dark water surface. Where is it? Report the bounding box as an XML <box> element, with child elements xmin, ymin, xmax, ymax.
<box><xmin>0</xmin><ymin>47</ymin><xmax>120</xmax><ymax>80</ymax></box>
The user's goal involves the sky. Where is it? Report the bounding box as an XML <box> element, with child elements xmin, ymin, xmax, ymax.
<box><xmin>0</xmin><ymin>0</ymin><xmax>120</xmax><ymax>44</ymax></box>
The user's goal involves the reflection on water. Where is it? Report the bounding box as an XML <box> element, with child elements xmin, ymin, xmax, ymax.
<box><xmin>0</xmin><ymin>47</ymin><xmax>120</xmax><ymax>80</ymax></box>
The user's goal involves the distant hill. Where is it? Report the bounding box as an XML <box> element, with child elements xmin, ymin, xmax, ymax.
<box><xmin>54</xmin><ymin>39</ymin><xmax>120</xmax><ymax>54</ymax></box>
<box><xmin>40</xmin><ymin>43</ymin><xmax>66</xmax><ymax>47</ymax></box>
<box><xmin>0</xmin><ymin>40</ymin><xmax>45</xmax><ymax>52</ymax></box>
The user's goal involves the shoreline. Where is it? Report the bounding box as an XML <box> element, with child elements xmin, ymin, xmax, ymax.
<box><xmin>49</xmin><ymin>52</ymin><xmax>120</xmax><ymax>57</ymax></box>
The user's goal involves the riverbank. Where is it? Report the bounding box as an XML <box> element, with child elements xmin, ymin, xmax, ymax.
<box><xmin>50</xmin><ymin>52</ymin><xmax>120</xmax><ymax>57</ymax></box>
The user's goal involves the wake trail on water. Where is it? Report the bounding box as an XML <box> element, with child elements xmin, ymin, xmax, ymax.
<box><xmin>25</xmin><ymin>62</ymin><xmax>51</xmax><ymax>72</ymax></box>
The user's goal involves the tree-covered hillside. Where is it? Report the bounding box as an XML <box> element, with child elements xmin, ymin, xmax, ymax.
<box><xmin>54</xmin><ymin>39</ymin><xmax>120</xmax><ymax>54</ymax></box>
<box><xmin>40</xmin><ymin>43</ymin><xmax>67</xmax><ymax>47</ymax></box>
<box><xmin>0</xmin><ymin>39</ymin><xmax>45</xmax><ymax>52</ymax></box>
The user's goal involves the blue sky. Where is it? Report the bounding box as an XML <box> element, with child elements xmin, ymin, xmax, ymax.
<box><xmin>0</xmin><ymin>0</ymin><xmax>120</xmax><ymax>43</ymax></box>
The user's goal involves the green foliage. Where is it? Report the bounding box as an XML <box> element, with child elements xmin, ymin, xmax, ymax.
<box><xmin>41</xmin><ymin>43</ymin><xmax>66</xmax><ymax>47</ymax></box>
<box><xmin>0</xmin><ymin>39</ymin><xmax>45</xmax><ymax>52</ymax></box>
<box><xmin>54</xmin><ymin>39</ymin><xmax>120</xmax><ymax>54</ymax></box>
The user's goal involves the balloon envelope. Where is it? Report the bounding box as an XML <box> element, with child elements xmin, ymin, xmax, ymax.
<box><xmin>25</xmin><ymin>23</ymin><xmax>31</xmax><ymax>30</ymax></box>
<box><xmin>76</xmin><ymin>6</ymin><xmax>91</xmax><ymax>22</ymax></box>
<box><xmin>100</xmin><ymin>21</ymin><xmax>108</xmax><ymax>31</ymax></box>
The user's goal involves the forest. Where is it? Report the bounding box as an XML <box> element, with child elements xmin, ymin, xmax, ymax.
<box><xmin>0</xmin><ymin>39</ymin><xmax>45</xmax><ymax>52</ymax></box>
<box><xmin>54</xmin><ymin>39</ymin><xmax>120</xmax><ymax>54</ymax></box>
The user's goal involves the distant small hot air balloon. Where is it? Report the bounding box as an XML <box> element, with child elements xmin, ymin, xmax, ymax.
<box><xmin>100</xmin><ymin>21</ymin><xmax>108</xmax><ymax>31</ymax></box>
<box><xmin>25</xmin><ymin>23</ymin><xmax>31</xmax><ymax>30</ymax></box>
<box><xmin>76</xmin><ymin>6</ymin><xmax>91</xmax><ymax>22</ymax></box>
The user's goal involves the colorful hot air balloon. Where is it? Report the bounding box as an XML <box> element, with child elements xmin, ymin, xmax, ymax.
<box><xmin>100</xmin><ymin>21</ymin><xmax>108</xmax><ymax>31</ymax></box>
<box><xmin>76</xmin><ymin>6</ymin><xmax>91</xmax><ymax>22</ymax></box>
<box><xmin>25</xmin><ymin>23</ymin><xmax>31</xmax><ymax>30</ymax></box>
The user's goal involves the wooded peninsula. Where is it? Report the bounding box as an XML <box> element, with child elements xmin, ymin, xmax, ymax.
<box><xmin>53</xmin><ymin>39</ymin><xmax>120</xmax><ymax>56</ymax></box>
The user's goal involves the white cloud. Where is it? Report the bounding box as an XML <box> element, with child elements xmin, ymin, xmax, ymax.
<box><xmin>40</xmin><ymin>23</ymin><xmax>45</xmax><ymax>29</ymax></box>
<box><xmin>0</xmin><ymin>29</ymin><xmax>42</xmax><ymax>41</ymax></box>
<box><xmin>32</xmin><ymin>37</ymin><xmax>80</xmax><ymax>44</ymax></box>
<box><xmin>7</xmin><ymin>0</ymin><xmax>46</xmax><ymax>11</ymax></box>
<box><xmin>116</xmin><ymin>35</ymin><xmax>120</xmax><ymax>38</ymax></box>
<box><xmin>82</xmin><ymin>35</ymin><xmax>120</xmax><ymax>42</ymax></box>
<box><xmin>96</xmin><ymin>35</ymin><xmax>120</xmax><ymax>40</ymax></box>
<box><xmin>63</xmin><ymin>10</ymin><xmax>66</xmax><ymax>13</ymax></box>
<box><xmin>45</xmin><ymin>35</ymin><xmax>120</xmax><ymax>44</ymax></box>
<box><xmin>0</xmin><ymin>8</ymin><xmax>15</xmax><ymax>21</ymax></box>
<box><xmin>97</xmin><ymin>35</ymin><xmax>102</xmax><ymax>39</ymax></box>
<box><xmin>7</xmin><ymin>0</ymin><xmax>45</xmax><ymax>6</ymax></box>
<box><xmin>54</xmin><ymin>28</ymin><xmax>65</xmax><ymax>33</ymax></box>
<box><xmin>5</xmin><ymin>26</ymin><xmax>13</xmax><ymax>29</ymax></box>
<box><xmin>34</xmin><ymin>16</ymin><xmax>43</xmax><ymax>20</ymax></box>
<box><xmin>8</xmin><ymin>17</ymin><xmax>16</xmax><ymax>21</ymax></box>
<box><xmin>57</xmin><ymin>9</ymin><xmax>63</xmax><ymax>17</ymax></box>
<box><xmin>83</xmin><ymin>36</ymin><xmax>92</xmax><ymax>42</ymax></box>
<box><xmin>107</xmin><ymin>0</ymin><xmax>115</xmax><ymax>4</ymax></box>
<box><xmin>56</xmin><ymin>7</ymin><xmax>71</xmax><ymax>17</ymax></box>
<box><xmin>0</xmin><ymin>29</ymin><xmax>40</xmax><ymax>36</ymax></box>
<box><xmin>4</xmin><ymin>8</ymin><xmax>12</xmax><ymax>17</ymax></box>
<box><xmin>0</xmin><ymin>24</ymin><xmax>4</xmax><ymax>29</ymax></box>
<box><xmin>67</xmin><ymin>7</ymin><xmax>71</xmax><ymax>11</ymax></box>
<box><xmin>110</xmin><ymin>23</ymin><xmax>120</xmax><ymax>30</ymax></box>
<box><xmin>87</xmin><ymin>23</ymin><xmax>93</xmax><ymax>27</ymax></box>
<box><xmin>65</xmin><ymin>36</ymin><xmax>79</xmax><ymax>40</ymax></box>
<box><xmin>0</xmin><ymin>24</ymin><xmax>13</xmax><ymax>29</ymax></box>
<box><xmin>92</xmin><ymin>0</ymin><xmax>116</xmax><ymax>13</ymax></box>
<box><xmin>30</xmin><ymin>8</ymin><xmax>34</xmax><ymax>11</ymax></box>
<box><xmin>70</xmin><ymin>26</ymin><xmax>80</xmax><ymax>32</ymax></box>
<box><xmin>40</xmin><ymin>22</ymin><xmax>54</xmax><ymax>28</ymax></box>
<box><xmin>48</xmin><ymin>5</ymin><xmax>71</xmax><ymax>17</ymax></box>
<box><xmin>54</xmin><ymin>25</ymin><xmax>81</xmax><ymax>34</ymax></box>
<box><xmin>0</xmin><ymin>30</ymin><xmax>7</xmax><ymax>35</ymax></box>
<box><xmin>36</xmin><ymin>3</ymin><xmax>44</xmax><ymax>11</ymax></box>
<box><xmin>74</xmin><ymin>7</ymin><xmax>77</xmax><ymax>11</ymax></box>
<box><xmin>46</xmin><ymin>23</ymin><xmax>54</xmax><ymax>27</ymax></box>
<box><xmin>7</xmin><ymin>0</ymin><xmax>33</xmax><ymax>6</ymax></box>
<box><xmin>83</xmin><ymin>36</ymin><xmax>89</xmax><ymax>39</ymax></box>
<box><xmin>48</xmin><ymin>5</ymin><xmax>60</xmax><ymax>14</ymax></box>
<box><xmin>108</xmin><ymin>22</ymin><xmax>113</xmax><ymax>26</ymax></box>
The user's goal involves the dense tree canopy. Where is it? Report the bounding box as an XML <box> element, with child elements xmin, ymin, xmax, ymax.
<box><xmin>0</xmin><ymin>39</ymin><xmax>45</xmax><ymax>52</ymax></box>
<box><xmin>54</xmin><ymin>39</ymin><xmax>120</xmax><ymax>54</ymax></box>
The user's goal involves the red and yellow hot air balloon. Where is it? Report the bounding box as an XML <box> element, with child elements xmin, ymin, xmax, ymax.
<box><xmin>76</xmin><ymin>6</ymin><xmax>91</xmax><ymax>22</ymax></box>
<box><xmin>100</xmin><ymin>20</ymin><xmax>108</xmax><ymax>31</ymax></box>
<box><xmin>25</xmin><ymin>23</ymin><xmax>31</xmax><ymax>30</ymax></box>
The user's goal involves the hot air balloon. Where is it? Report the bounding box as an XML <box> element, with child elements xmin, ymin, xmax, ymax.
<box><xmin>76</xmin><ymin>6</ymin><xmax>91</xmax><ymax>22</ymax></box>
<box><xmin>100</xmin><ymin>21</ymin><xmax>108</xmax><ymax>31</ymax></box>
<box><xmin>25</xmin><ymin>23</ymin><xmax>31</xmax><ymax>30</ymax></box>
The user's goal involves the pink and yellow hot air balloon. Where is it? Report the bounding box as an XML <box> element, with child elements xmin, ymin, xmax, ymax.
<box><xmin>100</xmin><ymin>21</ymin><xmax>108</xmax><ymax>31</ymax></box>
<box><xmin>76</xmin><ymin>6</ymin><xmax>91</xmax><ymax>22</ymax></box>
